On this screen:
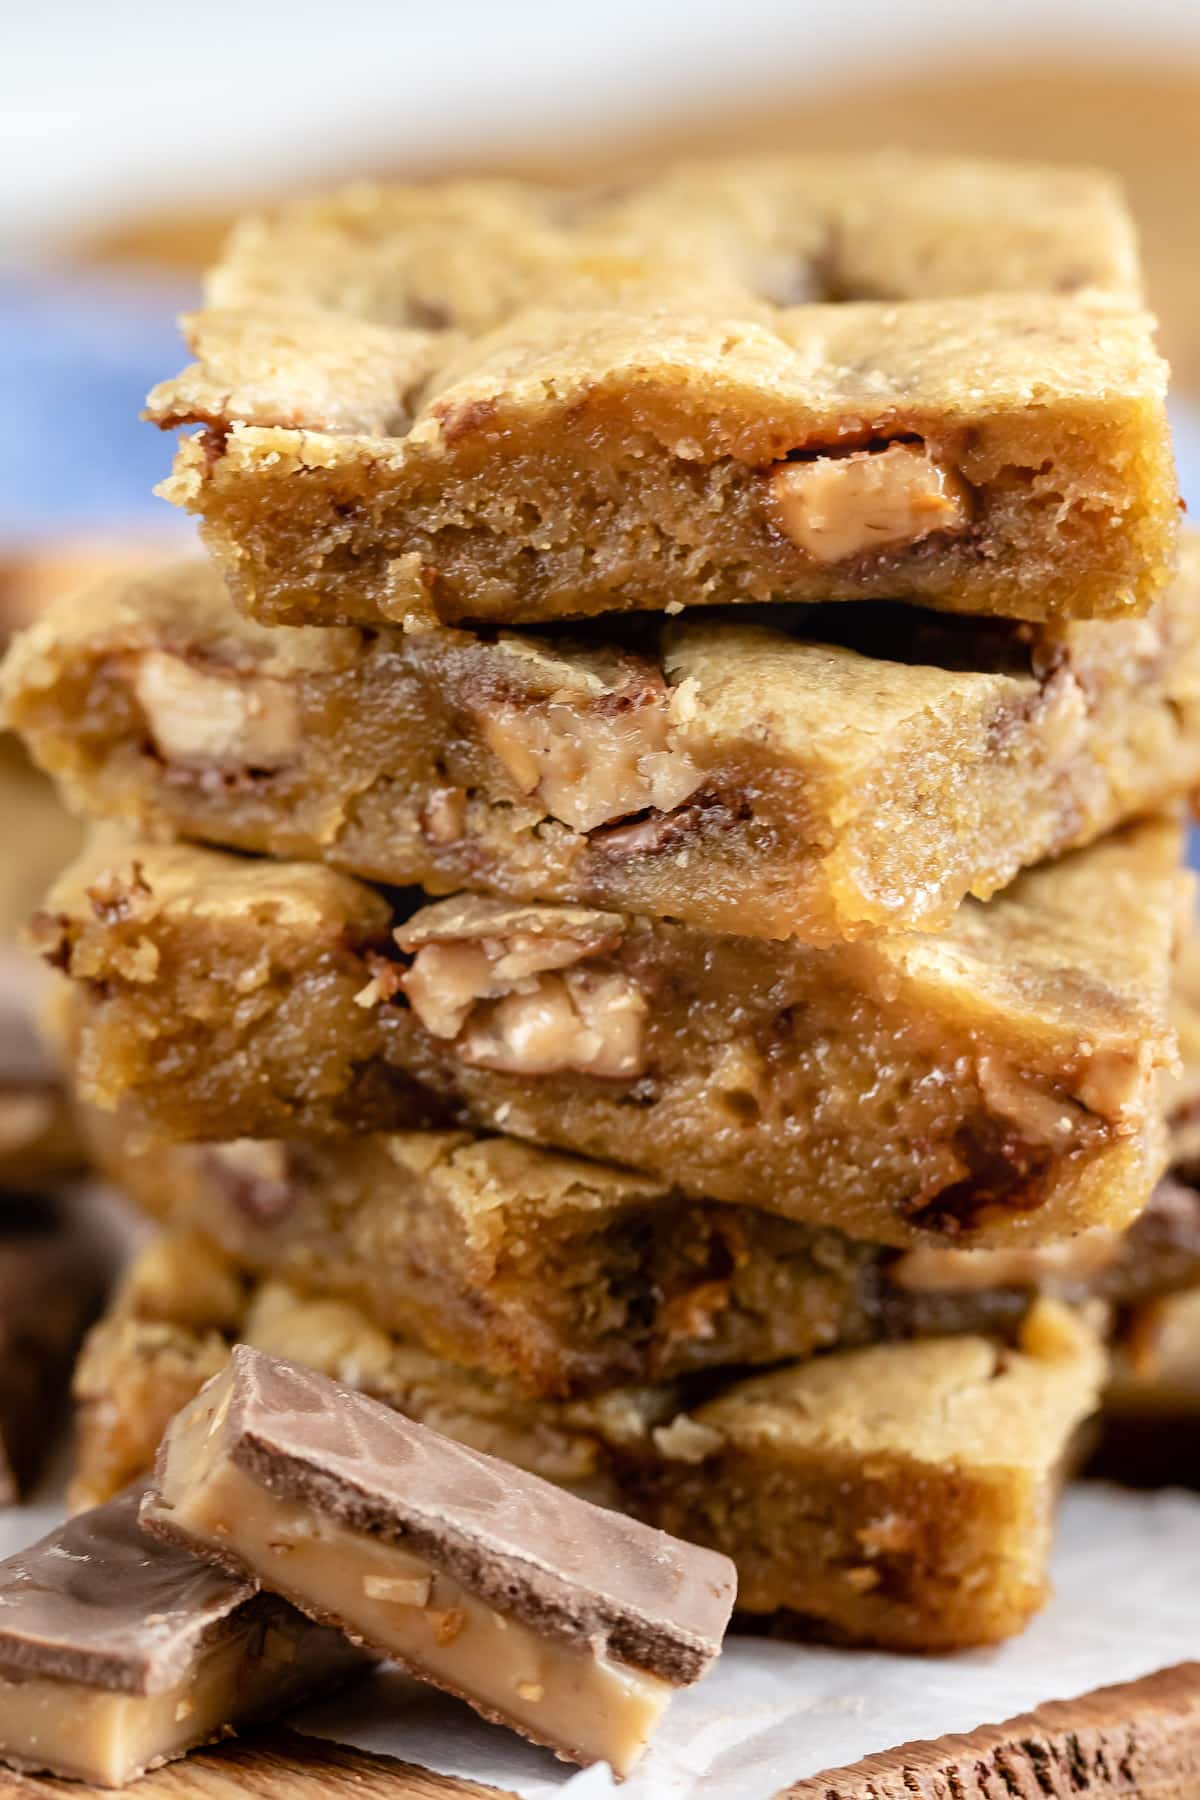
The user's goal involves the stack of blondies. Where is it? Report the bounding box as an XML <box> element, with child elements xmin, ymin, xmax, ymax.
<box><xmin>7</xmin><ymin>153</ymin><xmax>1200</xmax><ymax>1654</ymax></box>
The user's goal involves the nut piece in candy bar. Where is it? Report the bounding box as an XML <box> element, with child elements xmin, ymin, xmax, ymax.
<box><xmin>0</xmin><ymin>1489</ymin><xmax>366</xmax><ymax>1786</ymax></box>
<box><xmin>143</xmin><ymin>1346</ymin><xmax>735</xmax><ymax>1776</ymax></box>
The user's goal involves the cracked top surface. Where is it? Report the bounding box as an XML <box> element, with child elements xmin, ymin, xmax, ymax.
<box><xmin>147</xmin><ymin>153</ymin><xmax>1153</xmax><ymax>452</ymax></box>
<box><xmin>693</xmin><ymin>1307</ymin><xmax>1106</xmax><ymax>1467</ymax></box>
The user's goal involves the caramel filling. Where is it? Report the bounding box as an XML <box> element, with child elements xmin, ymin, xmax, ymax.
<box><xmin>148</xmin><ymin>1390</ymin><xmax>673</xmax><ymax>1777</ymax></box>
<box><xmin>768</xmin><ymin>441</ymin><xmax>971</xmax><ymax>563</ymax></box>
<box><xmin>0</xmin><ymin>1618</ymin><xmax>284</xmax><ymax>1788</ymax></box>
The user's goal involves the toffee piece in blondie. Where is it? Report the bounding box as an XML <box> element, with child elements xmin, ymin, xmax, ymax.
<box><xmin>44</xmin><ymin>821</ymin><xmax>1185</xmax><ymax>1246</ymax></box>
<box><xmin>9</xmin><ymin>548</ymin><xmax>1200</xmax><ymax>941</ymax></box>
<box><xmin>93</xmin><ymin>1120</ymin><xmax>1200</xmax><ymax>1399</ymax></box>
<box><xmin>146</xmin><ymin>157</ymin><xmax>1176</xmax><ymax>630</ymax></box>
<box><xmin>80</xmin><ymin>1240</ymin><xmax>1105</xmax><ymax>1653</ymax></box>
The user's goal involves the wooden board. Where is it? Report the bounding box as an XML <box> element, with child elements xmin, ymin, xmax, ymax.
<box><xmin>781</xmin><ymin>1661</ymin><xmax>1200</xmax><ymax>1800</ymax></box>
<box><xmin>0</xmin><ymin>1730</ymin><xmax>518</xmax><ymax>1800</ymax></box>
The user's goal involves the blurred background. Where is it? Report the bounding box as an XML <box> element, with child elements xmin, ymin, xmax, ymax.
<box><xmin>2</xmin><ymin>0</ymin><xmax>1200</xmax><ymax>559</ymax></box>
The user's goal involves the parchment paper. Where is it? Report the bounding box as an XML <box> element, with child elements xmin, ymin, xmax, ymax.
<box><xmin>1</xmin><ymin>1480</ymin><xmax>1196</xmax><ymax>1796</ymax></box>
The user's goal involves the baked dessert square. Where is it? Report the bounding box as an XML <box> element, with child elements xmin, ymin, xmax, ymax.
<box><xmin>90</xmin><ymin>1116</ymin><xmax>1200</xmax><ymax>1399</ymax></box>
<box><xmin>41</xmin><ymin>819</ymin><xmax>1186</xmax><ymax>1247</ymax></box>
<box><xmin>8</xmin><ymin>544</ymin><xmax>1200</xmax><ymax>941</ymax></box>
<box><xmin>145</xmin><ymin>155</ymin><xmax>1178</xmax><ymax>630</ymax></box>
<box><xmin>76</xmin><ymin>1236</ymin><xmax>1104</xmax><ymax>1652</ymax></box>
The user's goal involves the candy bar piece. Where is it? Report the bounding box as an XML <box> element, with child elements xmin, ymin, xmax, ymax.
<box><xmin>144</xmin><ymin>156</ymin><xmax>1177</xmax><ymax>630</ymax></box>
<box><xmin>89</xmin><ymin>1110</ymin><xmax>1200</xmax><ymax>1397</ymax></box>
<box><xmin>144</xmin><ymin>1346</ymin><xmax>735</xmax><ymax>1777</ymax></box>
<box><xmin>9</xmin><ymin>550</ymin><xmax>1200</xmax><ymax>942</ymax></box>
<box><xmin>81</xmin><ymin>1243</ymin><xmax>1104</xmax><ymax>1651</ymax></box>
<box><xmin>43</xmin><ymin>820</ymin><xmax>1185</xmax><ymax>1248</ymax></box>
<box><xmin>0</xmin><ymin>1196</ymin><xmax>108</xmax><ymax>1503</ymax></box>
<box><xmin>0</xmin><ymin>1489</ymin><xmax>365</xmax><ymax>1786</ymax></box>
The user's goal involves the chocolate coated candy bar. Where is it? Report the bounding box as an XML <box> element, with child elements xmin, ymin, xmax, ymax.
<box><xmin>0</xmin><ymin>1490</ymin><xmax>365</xmax><ymax>1786</ymax></box>
<box><xmin>144</xmin><ymin>1347</ymin><xmax>735</xmax><ymax>1776</ymax></box>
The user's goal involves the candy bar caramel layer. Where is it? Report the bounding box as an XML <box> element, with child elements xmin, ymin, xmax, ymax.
<box><xmin>9</xmin><ymin>549</ymin><xmax>1200</xmax><ymax>941</ymax></box>
<box><xmin>44</xmin><ymin>822</ymin><xmax>1185</xmax><ymax>1247</ymax></box>
<box><xmin>145</xmin><ymin>156</ymin><xmax>1177</xmax><ymax>630</ymax></box>
<box><xmin>92</xmin><ymin>1117</ymin><xmax>1200</xmax><ymax>1399</ymax></box>
<box><xmin>79</xmin><ymin>1237</ymin><xmax>1104</xmax><ymax>1653</ymax></box>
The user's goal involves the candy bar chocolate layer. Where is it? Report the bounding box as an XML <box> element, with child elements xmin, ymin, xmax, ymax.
<box><xmin>91</xmin><ymin>1116</ymin><xmax>1200</xmax><ymax>1398</ymax></box>
<box><xmin>145</xmin><ymin>156</ymin><xmax>1178</xmax><ymax>630</ymax></box>
<box><xmin>0</xmin><ymin>1489</ymin><xmax>365</xmax><ymax>1786</ymax></box>
<box><xmin>0</xmin><ymin>1196</ymin><xmax>108</xmax><ymax>1503</ymax></box>
<box><xmin>44</xmin><ymin>821</ymin><xmax>1185</xmax><ymax>1247</ymax></box>
<box><xmin>144</xmin><ymin>1346</ymin><xmax>735</xmax><ymax>1776</ymax></box>
<box><xmin>9</xmin><ymin>551</ymin><xmax>1200</xmax><ymax>942</ymax></box>
<box><xmin>81</xmin><ymin>1241</ymin><xmax>1105</xmax><ymax>1652</ymax></box>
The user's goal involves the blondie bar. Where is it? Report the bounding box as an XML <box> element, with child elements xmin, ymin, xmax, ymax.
<box><xmin>92</xmin><ymin>1118</ymin><xmax>1200</xmax><ymax>1398</ymax></box>
<box><xmin>145</xmin><ymin>157</ymin><xmax>1177</xmax><ymax>630</ymax></box>
<box><xmin>43</xmin><ymin>821</ymin><xmax>1185</xmax><ymax>1246</ymax></box>
<box><xmin>73</xmin><ymin>1235</ymin><xmax>1105</xmax><ymax>1651</ymax></box>
<box><xmin>9</xmin><ymin>546</ymin><xmax>1200</xmax><ymax>941</ymax></box>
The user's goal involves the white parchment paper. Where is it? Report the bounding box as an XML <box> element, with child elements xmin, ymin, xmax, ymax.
<box><xmin>2</xmin><ymin>1480</ymin><xmax>1196</xmax><ymax>1796</ymax></box>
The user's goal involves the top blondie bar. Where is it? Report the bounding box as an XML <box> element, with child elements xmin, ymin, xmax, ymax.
<box><xmin>146</xmin><ymin>154</ymin><xmax>1178</xmax><ymax>630</ymax></box>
